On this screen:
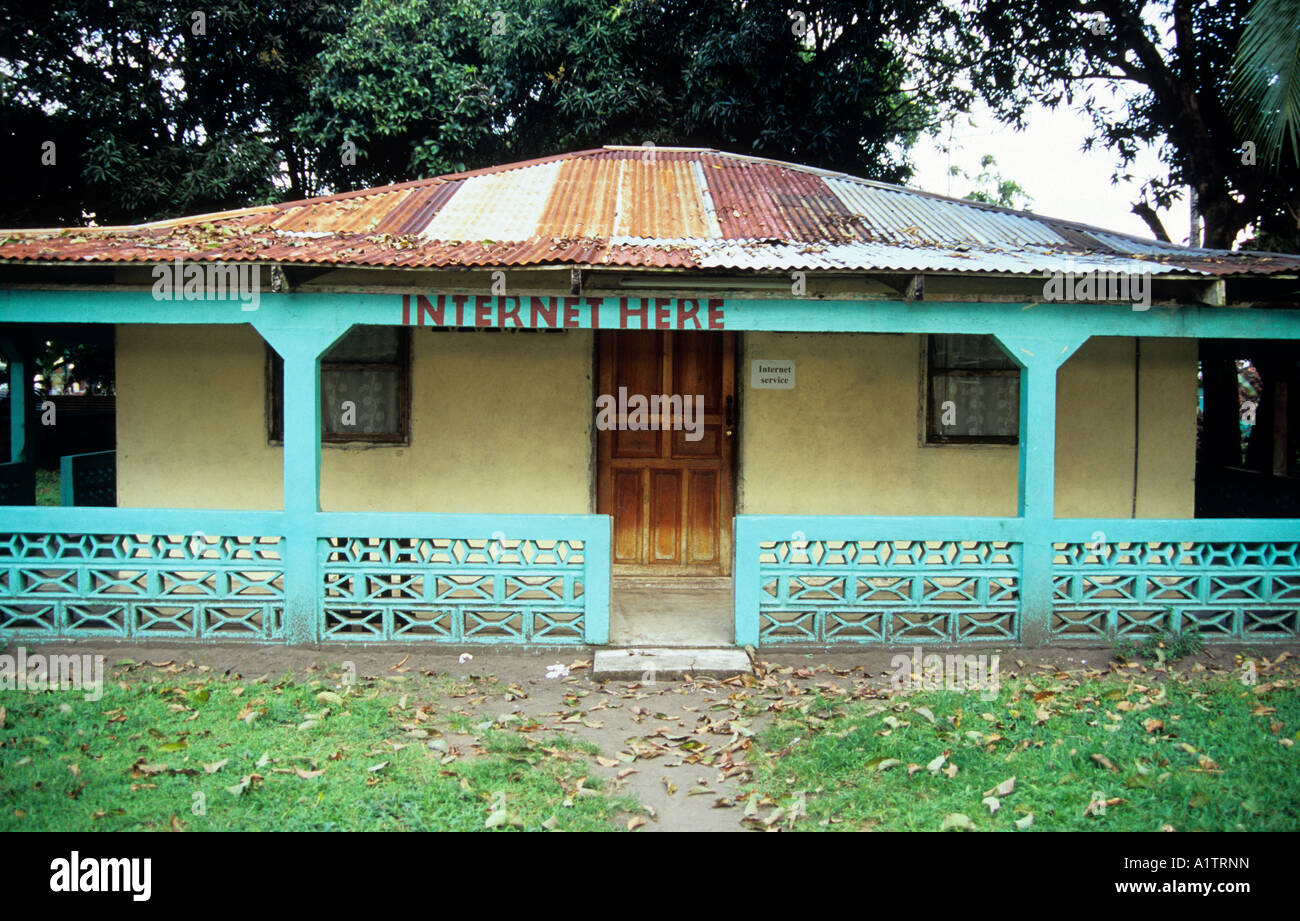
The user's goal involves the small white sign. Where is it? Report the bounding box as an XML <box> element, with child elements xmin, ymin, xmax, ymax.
<box><xmin>751</xmin><ymin>359</ymin><xmax>795</xmax><ymax>389</ymax></box>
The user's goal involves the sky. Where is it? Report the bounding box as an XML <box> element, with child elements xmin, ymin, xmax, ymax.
<box><xmin>908</xmin><ymin>100</ymin><xmax>1191</xmax><ymax>245</ymax></box>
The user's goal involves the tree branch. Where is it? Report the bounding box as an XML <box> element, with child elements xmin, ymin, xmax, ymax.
<box><xmin>1131</xmin><ymin>201</ymin><xmax>1173</xmax><ymax>242</ymax></box>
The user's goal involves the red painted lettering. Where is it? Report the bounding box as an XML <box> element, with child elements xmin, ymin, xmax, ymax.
<box><xmin>451</xmin><ymin>294</ymin><xmax>469</xmax><ymax>326</ymax></box>
<box><xmin>530</xmin><ymin>296</ymin><xmax>557</xmax><ymax>328</ymax></box>
<box><xmin>417</xmin><ymin>294</ymin><xmax>444</xmax><ymax>326</ymax></box>
<box><xmin>707</xmin><ymin>298</ymin><xmax>724</xmax><ymax>329</ymax></box>
<box><xmin>562</xmin><ymin>297</ymin><xmax>580</xmax><ymax>328</ymax></box>
<box><xmin>620</xmin><ymin>297</ymin><xmax>648</xmax><ymax>329</ymax></box>
<box><xmin>677</xmin><ymin>299</ymin><xmax>701</xmax><ymax>329</ymax></box>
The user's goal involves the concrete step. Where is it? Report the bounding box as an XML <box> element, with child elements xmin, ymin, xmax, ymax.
<box><xmin>593</xmin><ymin>647</ymin><xmax>752</xmax><ymax>681</ymax></box>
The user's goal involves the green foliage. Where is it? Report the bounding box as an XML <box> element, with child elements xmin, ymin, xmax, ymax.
<box><xmin>0</xmin><ymin>0</ymin><xmax>357</xmax><ymax>225</ymax></box>
<box><xmin>298</xmin><ymin>0</ymin><xmax>947</xmax><ymax>187</ymax></box>
<box><xmin>34</xmin><ymin>469</ymin><xmax>58</xmax><ymax>507</ymax></box>
<box><xmin>1114</xmin><ymin>626</ymin><xmax>1207</xmax><ymax>664</ymax></box>
<box><xmin>952</xmin><ymin>0</ymin><xmax>1300</xmax><ymax>250</ymax></box>
<box><xmin>1232</xmin><ymin>0</ymin><xmax>1300</xmax><ymax>169</ymax></box>
<box><xmin>2</xmin><ymin>0</ymin><xmax>963</xmax><ymax>224</ymax></box>
<box><xmin>950</xmin><ymin>154</ymin><xmax>1033</xmax><ymax>209</ymax></box>
<box><xmin>296</xmin><ymin>0</ymin><xmax>496</xmax><ymax>186</ymax></box>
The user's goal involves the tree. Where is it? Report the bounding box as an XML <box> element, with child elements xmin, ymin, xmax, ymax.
<box><xmin>0</xmin><ymin>0</ymin><xmax>356</xmax><ymax>226</ymax></box>
<box><xmin>298</xmin><ymin>0</ymin><xmax>964</xmax><ymax>189</ymax></box>
<box><xmin>295</xmin><ymin>0</ymin><xmax>499</xmax><ymax>189</ymax></box>
<box><xmin>4</xmin><ymin>0</ymin><xmax>977</xmax><ymax>224</ymax></box>
<box><xmin>949</xmin><ymin>0</ymin><xmax>1300</xmax><ymax>250</ymax></box>
<box><xmin>1232</xmin><ymin>0</ymin><xmax>1300</xmax><ymax>170</ymax></box>
<box><xmin>949</xmin><ymin>154</ymin><xmax>1034</xmax><ymax>209</ymax></box>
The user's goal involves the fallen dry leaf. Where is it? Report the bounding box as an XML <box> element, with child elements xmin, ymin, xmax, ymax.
<box><xmin>983</xmin><ymin>776</ymin><xmax>1015</xmax><ymax>798</ymax></box>
<box><xmin>1091</xmin><ymin>753</ymin><xmax>1118</xmax><ymax>772</ymax></box>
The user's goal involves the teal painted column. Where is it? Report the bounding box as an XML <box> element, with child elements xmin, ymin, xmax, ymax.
<box><xmin>1</xmin><ymin>338</ymin><xmax>31</xmax><ymax>463</ymax></box>
<box><xmin>733</xmin><ymin>515</ymin><xmax>760</xmax><ymax>646</ymax></box>
<box><xmin>995</xmin><ymin>335</ymin><xmax>1086</xmax><ymax>646</ymax></box>
<box><xmin>584</xmin><ymin>516</ymin><xmax>612</xmax><ymax>645</ymax></box>
<box><xmin>254</xmin><ymin>322</ymin><xmax>348</xmax><ymax>645</ymax></box>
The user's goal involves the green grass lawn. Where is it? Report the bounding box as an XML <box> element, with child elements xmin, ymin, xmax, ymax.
<box><xmin>0</xmin><ymin>664</ymin><xmax>633</xmax><ymax>832</ymax></box>
<box><xmin>743</xmin><ymin>662</ymin><xmax>1300</xmax><ymax>831</ymax></box>
<box><xmin>34</xmin><ymin>468</ymin><xmax>59</xmax><ymax>506</ymax></box>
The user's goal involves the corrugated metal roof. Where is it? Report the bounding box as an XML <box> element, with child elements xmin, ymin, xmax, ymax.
<box><xmin>2</xmin><ymin>146</ymin><xmax>1298</xmax><ymax>278</ymax></box>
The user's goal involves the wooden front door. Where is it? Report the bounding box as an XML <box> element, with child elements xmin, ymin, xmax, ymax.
<box><xmin>597</xmin><ymin>331</ymin><xmax>735</xmax><ymax>576</ymax></box>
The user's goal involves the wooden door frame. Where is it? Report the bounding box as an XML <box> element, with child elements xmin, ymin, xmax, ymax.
<box><xmin>595</xmin><ymin>330</ymin><xmax>737</xmax><ymax>577</ymax></box>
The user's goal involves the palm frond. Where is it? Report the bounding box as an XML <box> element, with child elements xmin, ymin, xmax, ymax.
<box><xmin>1232</xmin><ymin>0</ymin><xmax>1300</xmax><ymax>168</ymax></box>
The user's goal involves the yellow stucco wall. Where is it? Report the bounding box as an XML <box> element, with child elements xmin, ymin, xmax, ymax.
<box><xmin>1131</xmin><ymin>338</ymin><xmax>1198</xmax><ymax>517</ymax></box>
<box><xmin>117</xmin><ymin>326</ymin><xmax>1195</xmax><ymax>519</ymax></box>
<box><xmin>117</xmin><ymin>324</ymin><xmax>284</xmax><ymax>509</ymax></box>
<box><xmin>116</xmin><ymin>325</ymin><xmax>594</xmax><ymax>512</ymax></box>
<box><xmin>320</xmin><ymin>329</ymin><xmax>594</xmax><ymax>513</ymax></box>
<box><xmin>737</xmin><ymin>333</ymin><xmax>1196</xmax><ymax>518</ymax></box>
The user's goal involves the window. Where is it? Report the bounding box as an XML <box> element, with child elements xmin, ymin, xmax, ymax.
<box><xmin>925</xmin><ymin>334</ymin><xmax>1019</xmax><ymax>444</ymax></box>
<box><xmin>268</xmin><ymin>326</ymin><xmax>410</xmax><ymax>444</ymax></box>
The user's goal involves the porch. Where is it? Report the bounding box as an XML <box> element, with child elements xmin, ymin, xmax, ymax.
<box><xmin>2</xmin><ymin>290</ymin><xmax>1298</xmax><ymax>648</ymax></box>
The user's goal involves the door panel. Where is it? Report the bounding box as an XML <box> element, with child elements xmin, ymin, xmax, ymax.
<box><xmin>650</xmin><ymin>470</ymin><xmax>681</xmax><ymax>562</ymax></box>
<box><xmin>597</xmin><ymin>331</ymin><xmax>735</xmax><ymax>576</ymax></box>
<box><xmin>612</xmin><ymin>470</ymin><xmax>644</xmax><ymax>565</ymax></box>
<box><xmin>686</xmin><ymin>469</ymin><xmax>719</xmax><ymax>566</ymax></box>
<box><xmin>612</xmin><ymin>331</ymin><xmax>661</xmax><ymax>459</ymax></box>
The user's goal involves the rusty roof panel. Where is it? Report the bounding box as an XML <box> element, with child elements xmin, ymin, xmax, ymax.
<box><xmin>270</xmin><ymin>187</ymin><xmax>417</xmax><ymax>233</ymax></box>
<box><xmin>374</xmin><ymin>180</ymin><xmax>462</xmax><ymax>234</ymax></box>
<box><xmin>537</xmin><ymin>156</ymin><xmax>622</xmax><ymax>238</ymax></box>
<box><xmin>618</xmin><ymin>158</ymin><xmax>713</xmax><ymax>239</ymax></box>
<box><xmin>705</xmin><ymin>160</ymin><xmax>866</xmax><ymax>242</ymax></box>
<box><xmin>534</xmin><ymin>157</ymin><xmax>715</xmax><ymax>239</ymax></box>
<box><xmin>2</xmin><ymin>147</ymin><xmax>1298</xmax><ymax>279</ymax></box>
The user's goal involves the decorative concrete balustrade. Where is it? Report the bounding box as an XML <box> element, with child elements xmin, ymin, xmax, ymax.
<box><xmin>734</xmin><ymin>516</ymin><xmax>1300</xmax><ymax>645</ymax></box>
<box><xmin>0</xmin><ymin>508</ymin><xmax>610</xmax><ymax>645</ymax></box>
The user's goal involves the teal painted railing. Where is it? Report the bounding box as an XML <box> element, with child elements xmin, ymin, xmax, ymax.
<box><xmin>3</xmin><ymin>507</ymin><xmax>1295</xmax><ymax>647</ymax></box>
<box><xmin>60</xmin><ymin>450</ymin><xmax>116</xmax><ymax>507</ymax></box>
<box><xmin>1049</xmin><ymin>519</ymin><xmax>1300</xmax><ymax>643</ymax></box>
<box><xmin>0</xmin><ymin>508</ymin><xmax>610</xmax><ymax>645</ymax></box>
<box><xmin>314</xmin><ymin>513</ymin><xmax>609</xmax><ymax>644</ymax></box>
<box><xmin>735</xmin><ymin>515</ymin><xmax>1300</xmax><ymax>646</ymax></box>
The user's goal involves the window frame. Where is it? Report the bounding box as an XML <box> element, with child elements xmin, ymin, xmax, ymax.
<box><xmin>267</xmin><ymin>326</ymin><xmax>412</xmax><ymax>445</ymax></box>
<box><xmin>923</xmin><ymin>334</ymin><xmax>1020</xmax><ymax>446</ymax></box>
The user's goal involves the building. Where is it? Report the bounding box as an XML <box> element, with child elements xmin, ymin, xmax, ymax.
<box><xmin>1</xmin><ymin>147</ymin><xmax>1298</xmax><ymax>648</ymax></box>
